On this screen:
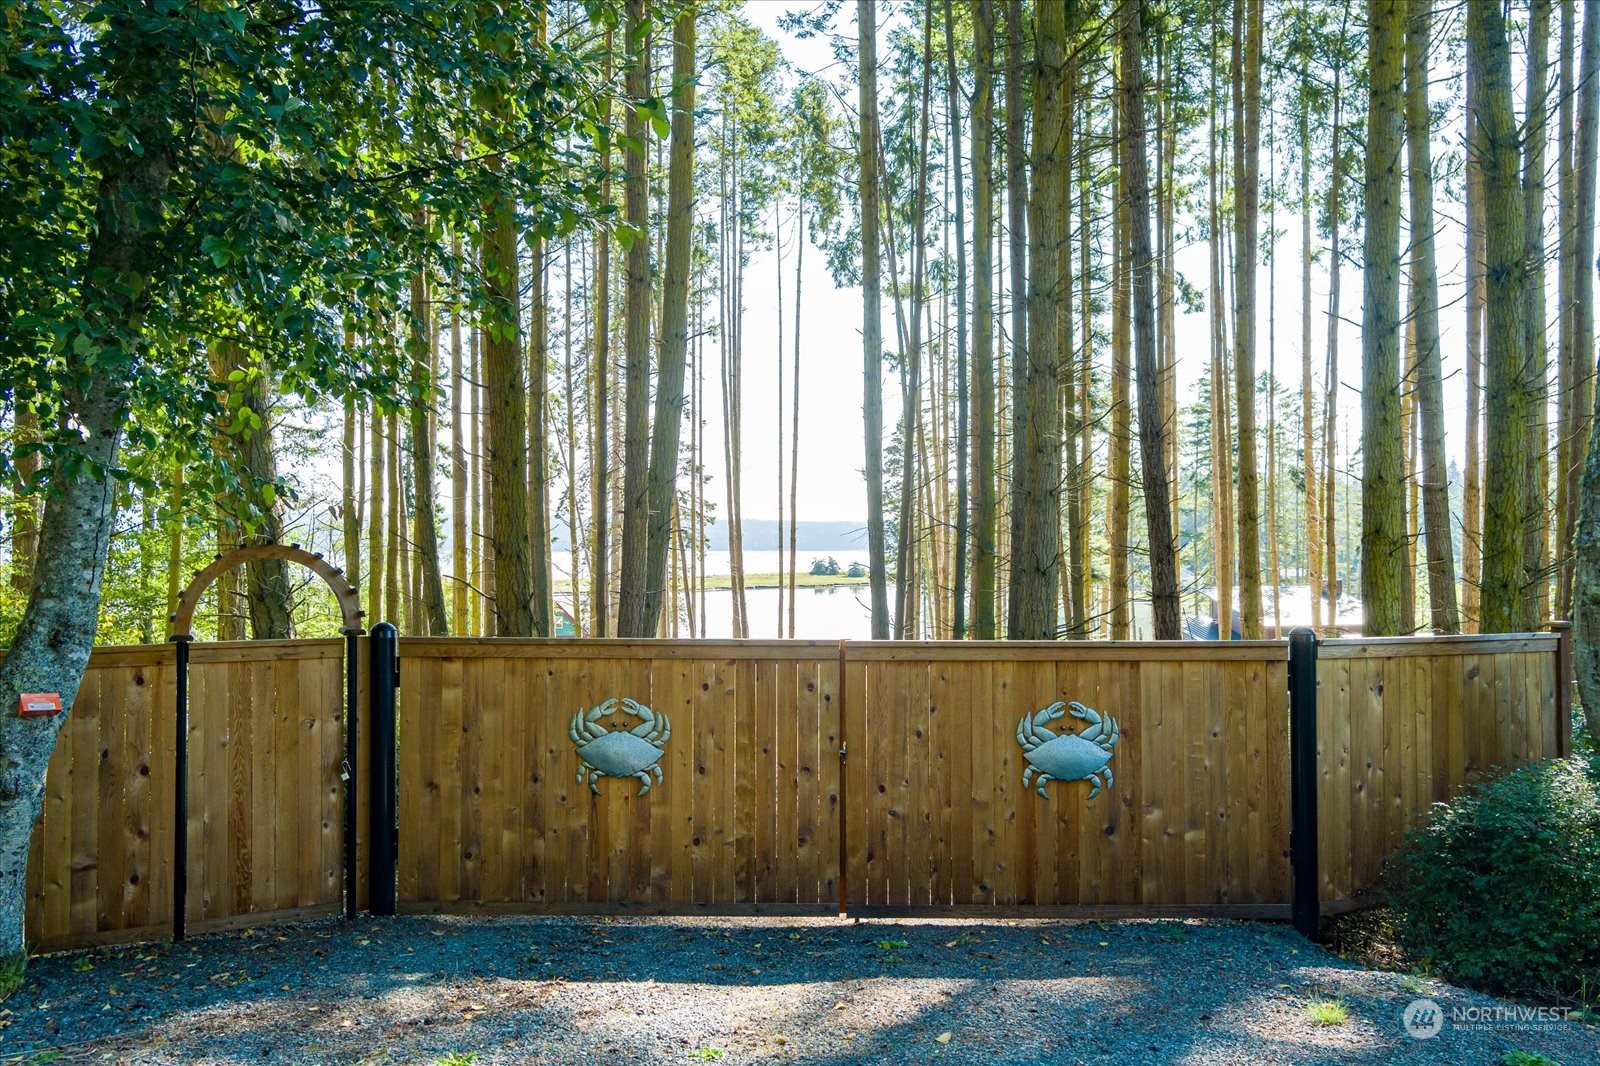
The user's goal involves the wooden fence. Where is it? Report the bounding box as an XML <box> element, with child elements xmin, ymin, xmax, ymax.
<box><xmin>395</xmin><ymin>640</ymin><xmax>843</xmax><ymax>912</ymax></box>
<box><xmin>19</xmin><ymin>630</ymin><xmax>1566</xmax><ymax>948</ymax></box>
<box><xmin>25</xmin><ymin>640</ymin><xmax>347</xmax><ymax>949</ymax></box>
<box><xmin>842</xmin><ymin>642</ymin><xmax>1291</xmax><ymax>914</ymax></box>
<box><xmin>1316</xmin><ymin>633</ymin><xmax>1561</xmax><ymax>906</ymax></box>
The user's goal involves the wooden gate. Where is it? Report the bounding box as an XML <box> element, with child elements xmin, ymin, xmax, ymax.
<box><xmin>25</xmin><ymin>640</ymin><xmax>348</xmax><ymax>949</ymax></box>
<box><xmin>395</xmin><ymin>640</ymin><xmax>842</xmax><ymax>912</ymax></box>
<box><xmin>841</xmin><ymin>641</ymin><xmax>1292</xmax><ymax>915</ymax></box>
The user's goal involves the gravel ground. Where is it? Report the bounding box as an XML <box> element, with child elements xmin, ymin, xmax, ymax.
<box><xmin>0</xmin><ymin>915</ymin><xmax>1594</xmax><ymax>1065</ymax></box>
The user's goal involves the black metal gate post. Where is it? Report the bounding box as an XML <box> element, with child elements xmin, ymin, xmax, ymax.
<box><xmin>368</xmin><ymin>622</ymin><xmax>399</xmax><ymax>916</ymax></box>
<box><xmin>342</xmin><ymin>627</ymin><xmax>362</xmax><ymax>921</ymax></box>
<box><xmin>1288</xmin><ymin>627</ymin><xmax>1319</xmax><ymax>939</ymax></box>
<box><xmin>172</xmin><ymin>634</ymin><xmax>192</xmax><ymax>942</ymax></box>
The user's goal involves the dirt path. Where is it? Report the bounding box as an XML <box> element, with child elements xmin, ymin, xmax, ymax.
<box><xmin>1</xmin><ymin>916</ymin><xmax>1593</xmax><ymax>1064</ymax></box>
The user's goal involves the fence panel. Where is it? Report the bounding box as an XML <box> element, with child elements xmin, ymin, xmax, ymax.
<box><xmin>24</xmin><ymin>640</ymin><xmax>345</xmax><ymax>949</ymax></box>
<box><xmin>841</xmin><ymin>642</ymin><xmax>1293</xmax><ymax>914</ymax></box>
<box><xmin>395</xmin><ymin>639</ymin><xmax>842</xmax><ymax>911</ymax></box>
<box><xmin>1316</xmin><ymin>634</ymin><xmax>1560</xmax><ymax>905</ymax></box>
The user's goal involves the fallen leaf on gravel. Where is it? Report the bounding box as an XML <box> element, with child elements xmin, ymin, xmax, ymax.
<box><xmin>936</xmin><ymin>1032</ymin><xmax>952</xmax><ymax>1044</ymax></box>
<box><xmin>834</xmin><ymin>1002</ymin><xmax>847</xmax><ymax>1010</ymax></box>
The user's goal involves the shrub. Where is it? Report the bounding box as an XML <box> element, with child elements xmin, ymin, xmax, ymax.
<box><xmin>1391</xmin><ymin>758</ymin><xmax>1600</xmax><ymax>999</ymax></box>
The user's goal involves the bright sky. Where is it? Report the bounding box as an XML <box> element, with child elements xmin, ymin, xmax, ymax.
<box><xmin>719</xmin><ymin>2</ymin><xmax>1490</xmax><ymax>527</ymax></box>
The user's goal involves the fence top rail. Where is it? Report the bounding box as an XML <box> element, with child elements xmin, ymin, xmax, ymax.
<box><xmin>52</xmin><ymin>638</ymin><xmax>346</xmax><ymax>669</ymax></box>
<box><xmin>843</xmin><ymin>639</ymin><xmax>1291</xmax><ymax>662</ymax></box>
<box><xmin>397</xmin><ymin>637</ymin><xmax>845</xmax><ymax>661</ymax></box>
<box><xmin>1317</xmin><ymin>633</ymin><xmax>1556</xmax><ymax>659</ymax></box>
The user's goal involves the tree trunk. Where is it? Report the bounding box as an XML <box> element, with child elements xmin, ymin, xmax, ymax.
<box><xmin>642</xmin><ymin>7</ymin><xmax>696</xmax><ymax>636</ymax></box>
<box><xmin>1470</xmin><ymin>0</ymin><xmax>1534</xmax><ymax>634</ymax></box>
<box><xmin>1572</xmin><ymin>0</ymin><xmax>1600</xmax><ymax>738</ymax></box>
<box><xmin>971</xmin><ymin>0</ymin><xmax>998</xmax><ymax>641</ymax></box>
<box><xmin>1299</xmin><ymin>62</ymin><xmax>1322</xmax><ymax>629</ymax></box>
<box><xmin>860</xmin><ymin>0</ymin><xmax>890</xmax><ymax>639</ymax></box>
<box><xmin>1232</xmin><ymin>0</ymin><xmax>1264</xmax><ymax>638</ymax></box>
<box><xmin>1003</xmin><ymin>0</ymin><xmax>1029</xmax><ymax>638</ymax></box>
<box><xmin>9</xmin><ymin>414</ymin><xmax>39</xmax><ymax>596</ymax></box>
<box><xmin>409</xmin><ymin>259</ymin><xmax>450</xmax><ymax>636</ymax></box>
<box><xmin>1523</xmin><ymin>0</ymin><xmax>1554</xmax><ymax>626</ymax></box>
<box><xmin>1122</xmin><ymin>0</ymin><xmax>1180</xmax><ymax>639</ymax></box>
<box><xmin>1324</xmin><ymin>78</ymin><xmax>1344</xmax><ymax>631</ymax></box>
<box><xmin>789</xmin><ymin>198</ymin><xmax>803</xmax><ymax>639</ymax></box>
<box><xmin>1110</xmin><ymin>113</ymin><xmax>1131</xmax><ymax>640</ymax></box>
<box><xmin>591</xmin><ymin>29</ymin><xmax>612</xmax><ymax>638</ymax></box>
<box><xmin>1406</xmin><ymin>0</ymin><xmax>1460</xmax><ymax>634</ymax></box>
<box><xmin>1463</xmin><ymin>31</ymin><xmax>1486</xmax><ymax>633</ymax></box>
<box><xmin>1360</xmin><ymin>0</ymin><xmax>1406</xmax><ymax>637</ymax></box>
<box><xmin>1558</xmin><ymin>0</ymin><xmax>1579</xmax><ymax>621</ymax></box>
<box><xmin>448</xmin><ymin>246</ymin><xmax>468</xmax><ymax>632</ymax></box>
<box><xmin>482</xmin><ymin>124</ymin><xmax>532</xmax><ymax>636</ymax></box>
<box><xmin>1010</xmin><ymin>0</ymin><xmax>1065</xmax><ymax>640</ymax></box>
<box><xmin>617</xmin><ymin>0</ymin><xmax>653</xmax><ymax>637</ymax></box>
<box><xmin>0</xmin><ymin>147</ymin><xmax>171</xmax><ymax>976</ymax></box>
<box><xmin>946</xmin><ymin>0</ymin><xmax>970</xmax><ymax>639</ymax></box>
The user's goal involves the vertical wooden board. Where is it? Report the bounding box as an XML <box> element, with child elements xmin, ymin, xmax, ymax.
<box><xmin>1093</xmin><ymin>659</ymin><xmax>1137</xmax><ymax>904</ymax></box>
<box><xmin>40</xmin><ymin>682</ymin><xmax>74</xmax><ymax>939</ymax></box>
<box><xmin>320</xmin><ymin>655</ymin><xmax>343</xmax><ymax>906</ymax></box>
<box><xmin>944</xmin><ymin>658</ymin><xmax>974</xmax><ymax>905</ymax></box>
<box><xmin>551</xmin><ymin>655</ymin><xmax>589</xmax><ymax>905</ymax></box>
<box><xmin>245</xmin><ymin>659</ymin><xmax>276</xmax><ymax>914</ymax></box>
<box><xmin>68</xmin><ymin>669</ymin><xmax>101</xmax><ymax>934</ymax></box>
<box><xmin>147</xmin><ymin>661</ymin><xmax>176</xmax><ymax>930</ymax></box>
<box><xmin>1136</xmin><ymin>661</ymin><xmax>1165</xmax><ymax>905</ymax></box>
<box><xmin>585</xmin><ymin>657</ymin><xmax>615</xmax><ymax>902</ymax></box>
<box><xmin>522</xmin><ymin>656</ymin><xmax>553</xmax><ymax>904</ymax></box>
<box><xmin>482</xmin><ymin>648</ymin><xmax>513</xmax><ymax>901</ymax></box>
<box><xmin>1538</xmin><ymin>652</ymin><xmax>1559</xmax><ymax>759</ymax></box>
<box><xmin>1404</xmin><ymin>655</ymin><xmax>1432</xmax><ymax>840</ymax></box>
<box><xmin>1207</xmin><ymin>660</ymin><xmax>1237</xmax><ymax>904</ymax></box>
<box><xmin>928</xmin><ymin>657</ymin><xmax>957</xmax><ymax>905</ymax></box>
<box><xmin>626</xmin><ymin>656</ymin><xmax>657</xmax><ymax>902</ymax></box>
<box><xmin>860</xmin><ymin>660</ymin><xmax>886</xmax><ymax>905</ymax></box>
<box><xmin>396</xmin><ymin>656</ymin><xmax>425</xmax><ymax>903</ymax></box>
<box><xmin>690</xmin><ymin>656</ymin><xmax>718</xmax><ymax>902</ymax></box>
<box><xmin>1322</xmin><ymin>658</ymin><xmax>1353</xmax><ymax>903</ymax></box>
<box><xmin>1014</xmin><ymin>659</ymin><xmax>1056</xmax><ymax>906</ymax></box>
<box><xmin>961</xmin><ymin>660</ymin><xmax>994</xmax><ymax>904</ymax></box>
<box><xmin>818</xmin><ymin>655</ymin><xmax>842</xmax><ymax>907</ymax></box>
<box><xmin>1461</xmin><ymin>653</ymin><xmax>1487</xmax><ymax>776</ymax></box>
<box><xmin>120</xmin><ymin>662</ymin><xmax>156</xmax><ymax>929</ymax></box>
<box><xmin>1353</xmin><ymin>656</ymin><xmax>1383</xmax><ymax>896</ymax></box>
<box><xmin>990</xmin><ymin>659</ymin><xmax>1019</xmax><ymax>904</ymax></box>
<box><xmin>227</xmin><ymin>660</ymin><xmax>260</xmax><ymax>916</ymax></box>
<box><xmin>752</xmin><ymin>657</ymin><xmax>778</xmax><ymax>902</ymax></box>
<box><xmin>774</xmin><ymin>659</ymin><xmax>801</xmax><ymax>904</ymax></box>
<box><xmin>95</xmin><ymin>669</ymin><xmax>127</xmax><ymax>931</ymax></box>
<box><xmin>1504</xmin><ymin>652</ymin><xmax>1526</xmax><ymax>767</ymax></box>
<box><xmin>501</xmin><ymin>656</ymin><xmax>529</xmax><ymax>903</ymax></box>
<box><xmin>201</xmin><ymin>663</ymin><xmax>232</xmax><ymax>921</ymax></box>
<box><xmin>904</xmin><ymin>660</ymin><xmax>934</xmax><ymax>906</ymax></box>
<box><xmin>352</xmin><ymin>638</ymin><xmax>370</xmax><ymax>912</ymax></box>
<box><xmin>297</xmin><ymin>659</ymin><xmax>325</xmax><ymax>907</ymax></box>
<box><xmin>1262</xmin><ymin>660</ymin><xmax>1291</xmax><ymax>903</ymax></box>
<box><xmin>793</xmin><ymin>659</ymin><xmax>820</xmax><ymax>904</ymax></box>
<box><xmin>442</xmin><ymin>654</ymin><xmax>470</xmax><ymax>903</ymax></box>
<box><xmin>1179</xmin><ymin>660</ymin><xmax>1209</xmax><ymax>905</ymax></box>
<box><xmin>727</xmin><ymin>657</ymin><xmax>752</xmax><ymax>902</ymax></box>
<box><xmin>1429</xmin><ymin>655</ymin><xmax>1457</xmax><ymax>804</ymax></box>
<box><xmin>1379</xmin><ymin>657</ymin><xmax>1405</xmax><ymax>869</ymax></box>
<box><xmin>1062</xmin><ymin>659</ymin><xmax>1105</xmax><ymax>904</ymax></box>
<box><xmin>661</xmin><ymin>657</ymin><xmax>695</xmax><ymax>901</ymax></box>
<box><xmin>842</xmin><ymin>658</ymin><xmax>868</xmax><ymax>906</ymax></box>
<box><xmin>458</xmin><ymin>656</ymin><xmax>484</xmax><ymax>902</ymax></box>
<box><xmin>1227</xmin><ymin>658</ymin><xmax>1256</xmax><ymax>904</ymax></box>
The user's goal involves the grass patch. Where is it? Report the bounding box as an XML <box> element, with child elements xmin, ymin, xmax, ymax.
<box><xmin>1303</xmin><ymin>998</ymin><xmax>1349</xmax><ymax>1026</ymax></box>
<box><xmin>435</xmin><ymin>1054</ymin><xmax>478</xmax><ymax>1066</ymax></box>
<box><xmin>688</xmin><ymin>1049</ymin><xmax>725</xmax><ymax>1062</ymax></box>
<box><xmin>0</xmin><ymin>952</ymin><xmax>25</xmax><ymax>999</ymax></box>
<box><xmin>1500</xmin><ymin>1053</ymin><xmax>1561</xmax><ymax>1066</ymax></box>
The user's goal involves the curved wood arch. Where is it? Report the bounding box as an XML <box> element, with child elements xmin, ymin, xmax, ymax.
<box><xmin>169</xmin><ymin>543</ymin><xmax>364</xmax><ymax>638</ymax></box>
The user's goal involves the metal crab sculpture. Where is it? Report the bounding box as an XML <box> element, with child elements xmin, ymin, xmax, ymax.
<box><xmin>1016</xmin><ymin>700</ymin><xmax>1119</xmax><ymax>800</ymax></box>
<box><xmin>570</xmin><ymin>697</ymin><xmax>671</xmax><ymax>795</ymax></box>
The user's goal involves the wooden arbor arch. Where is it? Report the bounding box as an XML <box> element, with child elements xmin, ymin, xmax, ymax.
<box><xmin>168</xmin><ymin>542</ymin><xmax>364</xmax><ymax>639</ymax></box>
<box><xmin>166</xmin><ymin>543</ymin><xmax>366</xmax><ymax>940</ymax></box>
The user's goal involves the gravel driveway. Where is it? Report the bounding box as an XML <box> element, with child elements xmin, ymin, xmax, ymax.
<box><xmin>0</xmin><ymin>915</ymin><xmax>1593</xmax><ymax>1065</ymax></box>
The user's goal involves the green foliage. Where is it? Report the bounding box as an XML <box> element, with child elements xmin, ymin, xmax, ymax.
<box><xmin>1501</xmin><ymin>1053</ymin><xmax>1561</xmax><ymax>1066</ymax></box>
<box><xmin>0</xmin><ymin>951</ymin><xmax>25</xmax><ymax>999</ymax></box>
<box><xmin>1392</xmin><ymin>758</ymin><xmax>1600</xmax><ymax>998</ymax></box>
<box><xmin>809</xmin><ymin>556</ymin><xmax>842</xmax><ymax>576</ymax></box>
<box><xmin>0</xmin><ymin>0</ymin><xmax>618</xmax><ymax>513</ymax></box>
<box><xmin>687</xmin><ymin>1049</ymin><xmax>724</xmax><ymax>1062</ymax></box>
<box><xmin>434</xmin><ymin>1054</ymin><xmax>478</xmax><ymax>1066</ymax></box>
<box><xmin>1302</xmin><ymin>998</ymin><xmax>1348</xmax><ymax>1026</ymax></box>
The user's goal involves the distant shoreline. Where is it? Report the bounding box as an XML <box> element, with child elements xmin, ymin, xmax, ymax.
<box><xmin>552</xmin><ymin>572</ymin><xmax>872</xmax><ymax>594</ymax></box>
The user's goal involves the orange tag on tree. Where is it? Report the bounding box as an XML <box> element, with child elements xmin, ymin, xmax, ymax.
<box><xmin>18</xmin><ymin>693</ymin><xmax>61</xmax><ymax>717</ymax></box>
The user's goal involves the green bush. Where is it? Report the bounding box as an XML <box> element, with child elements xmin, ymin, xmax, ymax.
<box><xmin>1391</xmin><ymin>758</ymin><xmax>1600</xmax><ymax>998</ymax></box>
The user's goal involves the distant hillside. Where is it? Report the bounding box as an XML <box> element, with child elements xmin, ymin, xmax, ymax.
<box><xmin>550</xmin><ymin>519</ymin><xmax>867</xmax><ymax>552</ymax></box>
